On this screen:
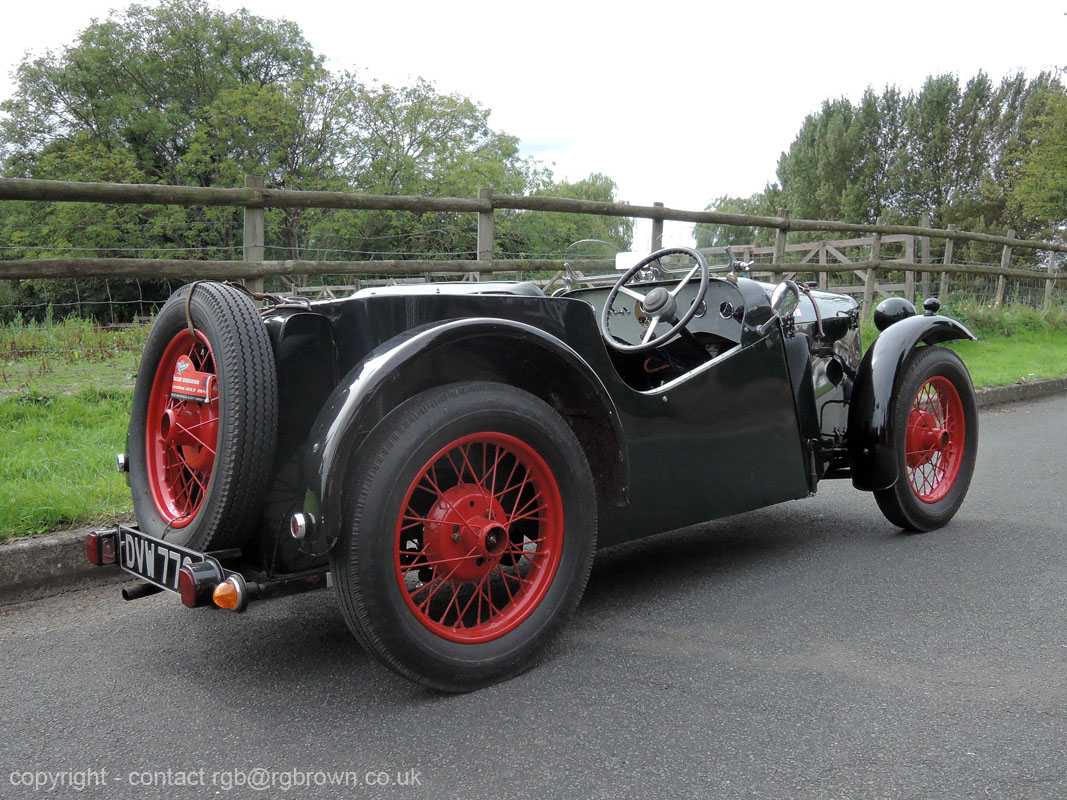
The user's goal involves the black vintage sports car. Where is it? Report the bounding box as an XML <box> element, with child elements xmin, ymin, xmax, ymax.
<box><xmin>87</xmin><ymin>247</ymin><xmax>978</xmax><ymax>691</ymax></box>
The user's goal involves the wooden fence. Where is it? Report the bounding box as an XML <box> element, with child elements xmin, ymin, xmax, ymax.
<box><xmin>0</xmin><ymin>177</ymin><xmax>1062</xmax><ymax>316</ymax></box>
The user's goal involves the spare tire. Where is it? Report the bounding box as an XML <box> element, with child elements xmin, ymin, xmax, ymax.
<box><xmin>127</xmin><ymin>282</ymin><xmax>278</xmax><ymax>551</ymax></box>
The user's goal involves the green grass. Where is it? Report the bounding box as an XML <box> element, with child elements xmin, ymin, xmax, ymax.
<box><xmin>861</xmin><ymin>302</ymin><xmax>1067</xmax><ymax>389</ymax></box>
<box><xmin>949</xmin><ymin>329</ymin><xmax>1067</xmax><ymax>388</ymax></box>
<box><xmin>1</xmin><ymin>350</ymin><xmax>141</xmax><ymax>397</ymax></box>
<box><xmin>862</xmin><ymin>300</ymin><xmax>1067</xmax><ymax>389</ymax></box>
<box><xmin>1</xmin><ymin>316</ymin><xmax>147</xmax><ymax>539</ymax></box>
<box><xmin>0</xmin><ymin>303</ymin><xmax>1064</xmax><ymax>540</ymax></box>
<box><xmin>1</xmin><ymin>313</ymin><xmax>146</xmax><ymax>398</ymax></box>
<box><xmin>0</xmin><ymin>387</ymin><xmax>135</xmax><ymax>539</ymax></box>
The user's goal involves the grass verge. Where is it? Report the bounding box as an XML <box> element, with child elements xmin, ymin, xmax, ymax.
<box><xmin>948</xmin><ymin>329</ymin><xmax>1067</xmax><ymax>388</ymax></box>
<box><xmin>860</xmin><ymin>300</ymin><xmax>1067</xmax><ymax>389</ymax></box>
<box><xmin>940</xmin><ymin>301</ymin><xmax>1067</xmax><ymax>388</ymax></box>
<box><xmin>0</xmin><ymin>387</ymin><xmax>135</xmax><ymax>539</ymax></box>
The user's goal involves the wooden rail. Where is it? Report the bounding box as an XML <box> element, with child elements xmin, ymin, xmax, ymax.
<box><xmin>2</xmin><ymin>177</ymin><xmax>1065</xmax><ymax>253</ymax></box>
<box><xmin>0</xmin><ymin>177</ymin><xmax>1061</xmax><ymax>313</ymax></box>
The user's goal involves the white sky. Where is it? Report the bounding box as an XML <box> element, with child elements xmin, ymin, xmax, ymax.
<box><xmin>0</xmin><ymin>0</ymin><xmax>1063</xmax><ymax>248</ymax></box>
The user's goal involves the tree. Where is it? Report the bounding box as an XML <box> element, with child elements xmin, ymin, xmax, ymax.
<box><xmin>692</xmin><ymin>188</ymin><xmax>781</xmax><ymax>249</ymax></box>
<box><xmin>0</xmin><ymin>0</ymin><xmax>630</xmax><ymax>319</ymax></box>
<box><xmin>1</xmin><ymin>0</ymin><xmax>320</xmax><ymax>184</ymax></box>
<box><xmin>500</xmin><ymin>173</ymin><xmax>633</xmax><ymax>257</ymax></box>
<box><xmin>776</xmin><ymin>97</ymin><xmax>865</xmax><ymax>223</ymax></box>
<box><xmin>703</xmin><ymin>71</ymin><xmax>1066</xmax><ymax>256</ymax></box>
<box><xmin>1012</xmin><ymin>93</ymin><xmax>1067</xmax><ymax>227</ymax></box>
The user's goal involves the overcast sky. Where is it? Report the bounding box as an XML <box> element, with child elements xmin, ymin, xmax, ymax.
<box><xmin>0</xmin><ymin>0</ymin><xmax>1063</xmax><ymax>248</ymax></box>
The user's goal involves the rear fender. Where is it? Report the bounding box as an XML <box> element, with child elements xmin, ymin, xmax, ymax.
<box><xmin>848</xmin><ymin>315</ymin><xmax>976</xmax><ymax>491</ymax></box>
<box><xmin>302</xmin><ymin>318</ymin><xmax>627</xmax><ymax>553</ymax></box>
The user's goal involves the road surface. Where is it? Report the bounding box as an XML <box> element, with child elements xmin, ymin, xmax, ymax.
<box><xmin>1</xmin><ymin>394</ymin><xmax>1065</xmax><ymax>799</ymax></box>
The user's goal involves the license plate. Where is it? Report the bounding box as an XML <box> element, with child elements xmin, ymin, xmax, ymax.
<box><xmin>118</xmin><ymin>526</ymin><xmax>203</xmax><ymax>592</ymax></box>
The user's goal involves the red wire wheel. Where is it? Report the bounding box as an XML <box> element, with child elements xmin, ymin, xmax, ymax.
<box><xmin>144</xmin><ymin>329</ymin><xmax>220</xmax><ymax>527</ymax></box>
<box><xmin>903</xmin><ymin>376</ymin><xmax>965</xmax><ymax>504</ymax></box>
<box><xmin>874</xmin><ymin>345</ymin><xmax>978</xmax><ymax>533</ymax></box>
<box><xmin>331</xmin><ymin>381</ymin><xmax>597</xmax><ymax>691</ymax></box>
<box><xmin>394</xmin><ymin>432</ymin><xmax>565</xmax><ymax>643</ymax></box>
<box><xmin>127</xmin><ymin>282</ymin><xmax>277</xmax><ymax>550</ymax></box>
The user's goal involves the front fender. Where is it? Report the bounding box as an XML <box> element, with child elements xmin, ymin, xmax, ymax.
<box><xmin>848</xmin><ymin>314</ymin><xmax>976</xmax><ymax>491</ymax></box>
<box><xmin>301</xmin><ymin>317</ymin><xmax>626</xmax><ymax>553</ymax></box>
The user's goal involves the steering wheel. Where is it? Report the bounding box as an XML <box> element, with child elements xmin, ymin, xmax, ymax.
<box><xmin>600</xmin><ymin>247</ymin><xmax>711</xmax><ymax>353</ymax></box>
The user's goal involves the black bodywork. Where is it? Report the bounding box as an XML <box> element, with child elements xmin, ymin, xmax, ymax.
<box><xmin>244</xmin><ymin>274</ymin><xmax>974</xmax><ymax>579</ymax></box>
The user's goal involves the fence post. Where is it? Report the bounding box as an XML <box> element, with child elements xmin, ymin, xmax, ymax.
<box><xmin>863</xmin><ymin>217</ymin><xmax>883</xmax><ymax>322</ymax></box>
<box><xmin>771</xmin><ymin>208</ymin><xmax>789</xmax><ymax>283</ymax></box>
<box><xmin>243</xmin><ymin>175</ymin><xmax>265</xmax><ymax>294</ymax></box>
<box><xmin>920</xmin><ymin>213</ymin><xmax>931</xmax><ymax>300</ymax></box>
<box><xmin>1045</xmin><ymin>251</ymin><xmax>1058</xmax><ymax>311</ymax></box>
<box><xmin>473</xmin><ymin>187</ymin><xmax>494</xmax><ymax>281</ymax></box>
<box><xmin>818</xmin><ymin>240</ymin><xmax>828</xmax><ymax>290</ymax></box>
<box><xmin>477</xmin><ymin>188</ymin><xmax>494</xmax><ymax>262</ymax></box>
<box><xmin>940</xmin><ymin>224</ymin><xmax>955</xmax><ymax>298</ymax></box>
<box><xmin>651</xmin><ymin>202</ymin><xmax>664</xmax><ymax>253</ymax></box>
<box><xmin>904</xmin><ymin>234</ymin><xmax>916</xmax><ymax>303</ymax></box>
<box><xmin>995</xmin><ymin>229</ymin><xmax>1014</xmax><ymax>306</ymax></box>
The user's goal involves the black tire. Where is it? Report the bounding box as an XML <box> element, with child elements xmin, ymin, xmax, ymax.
<box><xmin>874</xmin><ymin>345</ymin><xmax>978</xmax><ymax>532</ymax></box>
<box><xmin>330</xmin><ymin>381</ymin><xmax>597</xmax><ymax>692</ymax></box>
<box><xmin>127</xmin><ymin>282</ymin><xmax>278</xmax><ymax>550</ymax></box>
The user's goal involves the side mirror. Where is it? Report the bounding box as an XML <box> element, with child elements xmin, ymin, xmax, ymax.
<box><xmin>771</xmin><ymin>280</ymin><xmax>801</xmax><ymax>319</ymax></box>
<box><xmin>758</xmin><ymin>280</ymin><xmax>801</xmax><ymax>335</ymax></box>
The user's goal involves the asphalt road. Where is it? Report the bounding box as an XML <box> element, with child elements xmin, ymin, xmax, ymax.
<box><xmin>2</xmin><ymin>394</ymin><xmax>1065</xmax><ymax>800</ymax></box>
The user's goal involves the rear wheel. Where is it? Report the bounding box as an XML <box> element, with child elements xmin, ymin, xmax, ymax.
<box><xmin>874</xmin><ymin>345</ymin><xmax>978</xmax><ymax>532</ymax></box>
<box><xmin>331</xmin><ymin>381</ymin><xmax>596</xmax><ymax>691</ymax></box>
<box><xmin>127</xmin><ymin>282</ymin><xmax>278</xmax><ymax>550</ymax></box>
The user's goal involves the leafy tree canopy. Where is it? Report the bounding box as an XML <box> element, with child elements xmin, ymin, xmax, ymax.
<box><xmin>697</xmin><ymin>71</ymin><xmax>1066</xmax><ymax>256</ymax></box>
<box><xmin>693</xmin><ymin>187</ymin><xmax>782</xmax><ymax>251</ymax></box>
<box><xmin>0</xmin><ymin>0</ymin><xmax>630</xmax><ymax>319</ymax></box>
<box><xmin>499</xmin><ymin>173</ymin><xmax>633</xmax><ymax>257</ymax></box>
<box><xmin>1011</xmin><ymin>93</ymin><xmax>1067</xmax><ymax>226</ymax></box>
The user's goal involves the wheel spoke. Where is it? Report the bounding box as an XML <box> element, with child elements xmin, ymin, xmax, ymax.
<box><xmin>415</xmin><ymin>551</ymin><xmax>476</xmax><ymax>610</ymax></box>
<box><xmin>507</xmin><ymin>501</ymin><xmax>546</xmax><ymax>526</ymax></box>
<box><xmin>494</xmin><ymin>463</ymin><xmax>530</xmax><ymax>501</ymax></box>
<box><xmin>458</xmin><ymin>443</ymin><xmax>483</xmax><ymax>488</ymax></box>
<box><xmin>401</xmin><ymin>551</ymin><xmax>482</xmax><ymax>575</ymax></box>
<box><xmin>641</xmin><ymin>317</ymin><xmax>662</xmax><ymax>345</ymax></box>
<box><xmin>442</xmin><ymin>446</ymin><xmax>467</xmax><ymax>484</ymax></box>
<box><xmin>617</xmin><ymin>284</ymin><xmax>647</xmax><ymax>303</ymax></box>
<box><xmin>170</xmin><ymin>421</ymin><xmax>216</xmax><ymax>455</ymax></box>
<box><xmin>481</xmin><ymin>581</ymin><xmax>498</xmax><ymax>622</ymax></box>
<box><xmin>668</xmin><ymin>262</ymin><xmax>702</xmax><ymax>297</ymax></box>
<box><xmin>436</xmin><ymin>582</ymin><xmax>464</xmax><ymax>626</ymax></box>
<box><xmin>495</xmin><ymin>564</ymin><xmax>517</xmax><ymax>603</ymax></box>
<box><xmin>487</xmin><ymin>443</ymin><xmax>505</xmax><ymax>499</ymax></box>
<box><xmin>454</xmin><ymin>571</ymin><xmax>493</xmax><ymax>627</ymax></box>
<box><xmin>185</xmin><ymin>465</ymin><xmax>208</xmax><ymax>496</ymax></box>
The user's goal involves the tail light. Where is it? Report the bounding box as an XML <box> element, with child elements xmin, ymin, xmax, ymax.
<box><xmin>177</xmin><ymin>560</ymin><xmax>224</xmax><ymax>608</ymax></box>
<box><xmin>86</xmin><ymin>531</ymin><xmax>117</xmax><ymax>566</ymax></box>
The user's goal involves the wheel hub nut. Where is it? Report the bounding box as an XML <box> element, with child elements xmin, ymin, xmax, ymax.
<box><xmin>481</xmin><ymin>523</ymin><xmax>507</xmax><ymax>555</ymax></box>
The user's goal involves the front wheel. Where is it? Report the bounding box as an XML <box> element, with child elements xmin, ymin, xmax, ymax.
<box><xmin>330</xmin><ymin>382</ymin><xmax>597</xmax><ymax>691</ymax></box>
<box><xmin>874</xmin><ymin>345</ymin><xmax>978</xmax><ymax>532</ymax></box>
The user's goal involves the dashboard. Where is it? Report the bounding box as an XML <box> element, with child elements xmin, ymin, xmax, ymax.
<box><xmin>564</xmin><ymin>278</ymin><xmax>745</xmax><ymax>348</ymax></box>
